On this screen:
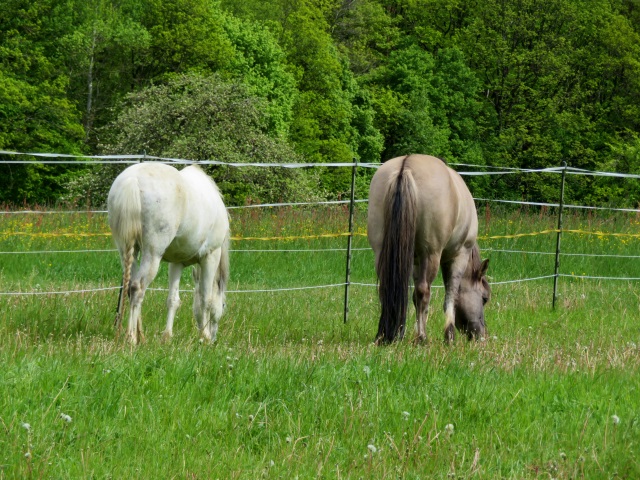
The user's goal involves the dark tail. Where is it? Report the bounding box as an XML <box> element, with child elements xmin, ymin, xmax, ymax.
<box><xmin>376</xmin><ymin>158</ymin><xmax>417</xmax><ymax>343</ymax></box>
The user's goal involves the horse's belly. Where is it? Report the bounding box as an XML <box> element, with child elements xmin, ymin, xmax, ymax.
<box><xmin>163</xmin><ymin>229</ymin><xmax>226</xmax><ymax>265</ymax></box>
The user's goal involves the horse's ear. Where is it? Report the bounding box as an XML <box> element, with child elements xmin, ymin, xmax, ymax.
<box><xmin>478</xmin><ymin>258</ymin><xmax>489</xmax><ymax>279</ymax></box>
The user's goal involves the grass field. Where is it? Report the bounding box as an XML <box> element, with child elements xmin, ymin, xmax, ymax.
<box><xmin>1</xmin><ymin>205</ymin><xmax>639</xmax><ymax>479</ymax></box>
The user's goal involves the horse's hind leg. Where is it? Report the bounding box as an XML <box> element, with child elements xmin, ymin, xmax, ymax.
<box><xmin>441</xmin><ymin>251</ymin><xmax>471</xmax><ymax>343</ymax></box>
<box><xmin>195</xmin><ymin>249</ymin><xmax>223</xmax><ymax>342</ymax></box>
<box><xmin>163</xmin><ymin>262</ymin><xmax>184</xmax><ymax>340</ymax></box>
<box><xmin>412</xmin><ymin>254</ymin><xmax>440</xmax><ymax>343</ymax></box>
<box><xmin>127</xmin><ymin>251</ymin><xmax>162</xmax><ymax>344</ymax></box>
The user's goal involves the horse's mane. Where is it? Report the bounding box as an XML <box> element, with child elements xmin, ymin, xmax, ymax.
<box><xmin>470</xmin><ymin>243</ymin><xmax>484</xmax><ymax>277</ymax></box>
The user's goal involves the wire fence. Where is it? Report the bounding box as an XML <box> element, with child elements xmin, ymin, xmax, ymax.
<box><xmin>2</xmin><ymin>152</ymin><xmax>640</xmax><ymax>305</ymax></box>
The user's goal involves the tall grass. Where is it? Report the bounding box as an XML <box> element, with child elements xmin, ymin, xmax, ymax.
<box><xmin>0</xmin><ymin>206</ymin><xmax>639</xmax><ymax>479</ymax></box>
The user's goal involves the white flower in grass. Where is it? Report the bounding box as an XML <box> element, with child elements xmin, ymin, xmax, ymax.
<box><xmin>24</xmin><ymin>452</ymin><xmax>31</xmax><ymax>459</ymax></box>
<box><xmin>402</xmin><ymin>411</ymin><xmax>410</xmax><ymax>421</ymax></box>
<box><xmin>611</xmin><ymin>414</ymin><xmax>620</xmax><ymax>425</ymax></box>
<box><xmin>444</xmin><ymin>424</ymin><xmax>454</xmax><ymax>436</ymax></box>
<box><xmin>367</xmin><ymin>444</ymin><xmax>377</xmax><ymax>454</ymax></box>
<box><xmin>363</xmin><ymin>366</ymin><xmax>371</xmax><ymax>377</ymax></box>
<box><xmin>21</xmin><ymin>423</ymin><xmax>31</xmax><ymax>431</ymax></box>
<box><xmin>60</xmin><ymin>413</ymin><xmax>72</xmax><ymax>423</ymax></box>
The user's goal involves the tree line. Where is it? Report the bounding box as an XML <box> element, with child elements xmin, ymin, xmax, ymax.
<box><xmin>1</xmin><ymin>0</ymin><xmax>640</xmax><ymax>207</ymax></box>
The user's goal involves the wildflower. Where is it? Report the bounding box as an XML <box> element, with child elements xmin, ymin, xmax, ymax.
<box><xmin>444</xmin><ymin>424</ymin><xmax>455</xmax><ymax>436</ymax></box>
<box><xmin>559</xmin><ymin>452</ymin><xmax>567</xmax><ymax>460</ymax></box>
<box><xmin>21</xmin><ymin>423</ymin><xmax>31</xmax><ymax>431</ymax></box>
<box><xmin>367</xmin><ymin>444</ymin><xmax>377</xmax><ymax>454</ymax></box>
<box><xmin>286</xmin><ymin>436</ymin><xmax>292</xmax><ymax>443</ymax></box>
<box><xmin>60</xmin><ymin>413</ymin><xmax>72</xmax><ymax>423</ymax></box>
<box><xmin>363</xmin><ymin>366</ymin><xmax>371</xmax><ymax>376</ymax></box>
<box><xmin>402</xmin><ymin>411</ymin><xmax>410</xmax><ymax>421</ymax></box>
<box><xmin>24</xmin><ymin>452</ymin><xmax>31</xmax><ymax>459</ymax></box>
<box><xmin>611</xmin><ymin>415</ymin><xmax>620</xmax><ymax>425</ymax></box>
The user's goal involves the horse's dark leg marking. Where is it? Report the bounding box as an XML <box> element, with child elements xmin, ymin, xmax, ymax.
<box><xmin>412</xmin><ymin>253</ymin><xmax>440</xmax><ymax>343</ymax></box>
<box><xmin>441</xmin><ymin>250</ymin><xmax>471</xmax><ymax>343</ymax></box>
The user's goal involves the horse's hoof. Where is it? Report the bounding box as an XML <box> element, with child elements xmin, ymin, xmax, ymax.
<box><xmin>444</xmin><ymin>325</ymin><xmax>455</xmax><ymax>344</ymax></box>
<box><xmin>161</xmin><ymin>331</ymin><xmax>173</xmax><ymax>343</ymax></box>
<box><xmin>413</xmin><ymin>335</ymin><xmax>428</xmax><ymax>346</ymax></box>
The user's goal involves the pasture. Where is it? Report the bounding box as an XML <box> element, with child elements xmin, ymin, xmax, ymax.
<box><xmin>1</xmin><ymin>205</ymin><xmax>639</xmax><ymax>479</ymax></box>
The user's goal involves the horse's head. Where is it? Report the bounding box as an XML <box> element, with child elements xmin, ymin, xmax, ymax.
<box><xmin>456</xmin><ymin>250</ymin><xmax>490</xmax><ymax>340</ymax></box>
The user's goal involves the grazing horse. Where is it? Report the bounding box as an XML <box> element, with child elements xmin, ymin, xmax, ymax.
<box><xmin>367</xmin><ymin>154</ymin><xmax>490</xmax><ymax>344</ymax></box>
<box><xmin>108</xmin><ymin>162</ymin><xmax>230</xmax><ymax>344</ymax></box>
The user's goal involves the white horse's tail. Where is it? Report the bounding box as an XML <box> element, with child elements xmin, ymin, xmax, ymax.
<box><xmin>108</xmin><ymin>176</ymin><xmax>142</xmax><ymax>326</ymax></box>
<box><xmin>216</xmin><ymin>230</ymin><xmax>230</xmax><ymax>306</ymax></box>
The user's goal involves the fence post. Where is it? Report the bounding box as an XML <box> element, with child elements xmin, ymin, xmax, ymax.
<box><xmin>343</xmin><ymin>158</ymin><xmax>358</xmax><ymax>323</ymax></box>
<box><xmin>552</xmin><ymin>161</ymin><xmax>568</xmax><ymax>308</ymax></box>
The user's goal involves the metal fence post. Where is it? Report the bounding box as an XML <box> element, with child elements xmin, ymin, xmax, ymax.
<box><xmin>552</xmin><ymin>161</ymin><xmax>568</xmax><ymax>308</ymax></box>
<box><xmin>343</xmin><ymin>158</ymin><xmax>358</xmax><ymax>323</ymax></box>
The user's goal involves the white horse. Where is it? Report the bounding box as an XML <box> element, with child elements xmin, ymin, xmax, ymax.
<box><xmin>107</xmin><ymin>162</ymin><xmax>230</xmax><ymax>344</ymax></box>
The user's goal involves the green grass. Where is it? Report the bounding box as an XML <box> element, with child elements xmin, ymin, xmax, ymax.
<box><xmin>1</xmin><ymin>206</ymin><xmax>639</xmax><ymax>479</ymax></box>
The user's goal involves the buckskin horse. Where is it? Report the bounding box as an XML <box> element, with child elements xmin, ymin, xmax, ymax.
<box><xmin>367</xmin><ymin>154</ymin><xmax>490</xmax><ymax>344</ymax></box>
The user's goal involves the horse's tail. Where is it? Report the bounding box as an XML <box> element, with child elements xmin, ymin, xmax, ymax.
<box><xmin>216</xmin><ymin>229</ymin><xmax>230</xmax><ymax>311</ymax></box>
<box><xmin>377</xmin><ymin>159</ymin><xmax>417</xmax><ymax>343</ymax></box>
<box><xmin>108</xmin><ymin>176</ymin><xmax>142</xmax><ymax>326</ymax></box>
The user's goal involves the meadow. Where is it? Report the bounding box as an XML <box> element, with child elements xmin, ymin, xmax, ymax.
<box><xmin>0</xmin><ymin>204</ymin><xmax>639</xmax><ymax>479</ymax></box>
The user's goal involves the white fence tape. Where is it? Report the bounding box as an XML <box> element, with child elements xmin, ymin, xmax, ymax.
<box><xmin>3</xmin><ymin>152</ymin><xmax>640</xmax><ymax>298</ymax></box>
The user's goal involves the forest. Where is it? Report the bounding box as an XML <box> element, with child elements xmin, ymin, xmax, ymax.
<box><xmin>1</xmin><ymin>0</ymin><xmax>640</xmax><ymax>206</ymax></box>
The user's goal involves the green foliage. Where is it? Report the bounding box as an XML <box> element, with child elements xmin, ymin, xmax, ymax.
<box><xmin>0</xmin><ymin>0</ymin><xmax>85</xmax><ymax>204</ymax></box>
<box><xmin>221</xmin><ymin>15</ymin><xmax>297</xmax><ymax>138</ymax></box>
<box><xmin>2</xmin><ymin>0</ymin><xmax>640</xmax><ymax>205</ymax></box>
<box><xmin>58</xmin><ymin>0</ymin><xmax>152</xmax><ymax>143</ymax></box>
<box><xmin>70</xmin><ymin>73</ymin><xmax>322</xmax><ymax>206</ymax></box>
<box><xmin>364</xmin><ymin>45</ymin><xmax>484</xmax><ymax>163</ymax></box>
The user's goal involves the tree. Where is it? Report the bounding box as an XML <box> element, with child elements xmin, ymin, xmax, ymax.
<box><xmin>363</xmin><ymin>45</ymin><xmax>484</xmax><ymax>163</ymax></box>
<box><xmin>0</xmin><ymin>0</ymin><xmax>85</xmax><ymax>204</ymax></box>
<box><xmin>58</xmin><ymin>0</ymin><xmax>151</xmax><ymax>145</ymax></box>
<box><xmin>220</xmin><ymin>0</ymin><xmax>384</xmax><ymax>196</ymax></box>
<box><xmin>69</xmin><ymin>74</ymin><xmax>321</xmax><ymax>206</ymax></box>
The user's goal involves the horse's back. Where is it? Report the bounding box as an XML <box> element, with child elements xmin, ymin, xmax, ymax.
<box><xmin>368</xmin><ymin>155</ymin><xmax>477</xmax><ymax>257</ymax></box>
